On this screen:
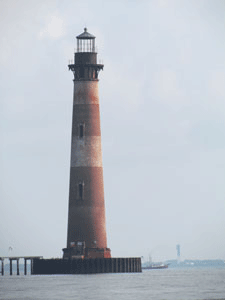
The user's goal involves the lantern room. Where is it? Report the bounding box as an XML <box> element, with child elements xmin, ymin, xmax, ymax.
<box><xmin>69</xmin><ymin>28</ymin><xmax>103</xmax><ymax>80</ymax></box>
<box><xmin>76</xmin><ymin>28</ymin><xmax>96</xmax><ymax>53</ymax></box>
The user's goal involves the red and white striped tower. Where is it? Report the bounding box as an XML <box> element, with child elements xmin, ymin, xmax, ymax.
<box><xmin>63</xmin><ymin>28</ymin><xmax>111</xmax><ymax>259</ymax></box>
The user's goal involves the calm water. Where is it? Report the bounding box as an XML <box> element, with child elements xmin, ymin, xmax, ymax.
<box><xmin>1</xmin><ymin>268</ymin><xmax>225</xmax><ymax>300</ymax></box>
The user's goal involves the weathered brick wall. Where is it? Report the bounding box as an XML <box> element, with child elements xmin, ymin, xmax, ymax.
<box><xmin>67</xmin><ymin>80</ymin><xmax>107</xmax><ymax>250</ymax></box>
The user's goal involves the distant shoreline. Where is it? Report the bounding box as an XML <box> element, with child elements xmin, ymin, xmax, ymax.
<box><xmin>142</xmin><ymin>259</ymin><xmax>225</xmax><ymax>269</ymax></box>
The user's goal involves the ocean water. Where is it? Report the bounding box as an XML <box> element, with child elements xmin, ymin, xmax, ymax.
<box><xmin>0</xmin><ymin>268</ymin><xmax>225</xmax><ymax>300</ymax></box>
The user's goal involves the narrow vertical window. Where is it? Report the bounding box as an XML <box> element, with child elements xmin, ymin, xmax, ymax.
<box><xmin>79</xmin><ymin>123</ymin><xmax>85</xmax><ymax>138</ymax></box>
<box><xmin>78</xmin><ymin>182</ymin><xmax>84</xmax><ymax>200</ymax></box>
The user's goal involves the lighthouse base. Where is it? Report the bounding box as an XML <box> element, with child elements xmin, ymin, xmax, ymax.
<box><xmin>32</xmin><ymin>257</ymin><xmax>142</xmax><ymax>275</ymax></box>
<box><xmin>62</xmin><ymin>246</ymin><xmax>111</xmax><ymax>259</ymax></box>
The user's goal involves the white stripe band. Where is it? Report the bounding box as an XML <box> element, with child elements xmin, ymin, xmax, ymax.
<box><xmin>70</xmin><ymin>136</ymin><xmax>103</xmax><ymax>167</ymax></box>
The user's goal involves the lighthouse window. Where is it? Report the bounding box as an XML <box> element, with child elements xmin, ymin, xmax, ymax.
<box><xmin>79</xmin><ymin>124</ymin><xmax>84</xmax><ymax>138</ymax></box>
<box><xmin>78</xmin><ymin>183</ymin><xmax>84</xmax><ymax>199</ymax></box>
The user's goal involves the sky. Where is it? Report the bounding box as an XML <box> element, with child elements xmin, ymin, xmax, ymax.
<box><xmin>1</xmin><ymin>0</ymin><xmax>225</xmax><ymax>262</ymax></box>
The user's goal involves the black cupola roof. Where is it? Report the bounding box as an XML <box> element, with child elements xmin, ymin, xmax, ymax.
<box><xmin>76</xmin><ymin>28</ymin><xmax>95</xmax><ymax>40</ymax></box>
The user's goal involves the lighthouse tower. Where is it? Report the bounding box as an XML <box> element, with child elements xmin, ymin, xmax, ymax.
<box><xmin>63</xmin><ymin>28</ymin><xmax>111</xmax><ymax>259</ymax></box>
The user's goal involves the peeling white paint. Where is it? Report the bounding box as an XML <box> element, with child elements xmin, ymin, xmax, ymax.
<box><xmin>71</xmin><ymin>136</ymin><xmax>103</xmax><ymax>167</ymax></box>
<box><xmin>73</xmin><ymin>81</ymin><xmax>99</xmax><ymax>105</ymax></box>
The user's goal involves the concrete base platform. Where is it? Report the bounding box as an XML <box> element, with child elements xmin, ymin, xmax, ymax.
<box><xmin>32</xmin><ymin>257</ymin><xmax>142</xmax><ymax>275</ymax></box>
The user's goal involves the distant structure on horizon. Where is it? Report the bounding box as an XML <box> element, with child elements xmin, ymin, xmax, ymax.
<box><xmin>62</xmin><ymin>28</ymin><xmax>111</xmax><ymax>260</ymax></box>
<box><xmin>176</xmin><ymin>244</ymin><xmax>181</xmax><ymax>261</ymax></box>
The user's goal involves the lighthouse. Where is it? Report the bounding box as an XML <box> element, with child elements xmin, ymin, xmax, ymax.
<box><xmin>63</xmin><ymin>28</ymin><xmax>111</xmax><ymax>259</ymax></box>
<box><xmin>31</xmin><ymin>28</ymin><xmax>142</xmax><ymax>274</ymax></box>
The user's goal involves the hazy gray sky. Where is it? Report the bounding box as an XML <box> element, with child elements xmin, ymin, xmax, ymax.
<box><xmin>1</xmin><ymin>0</ymin><xmax>225</xmax><ymax>261</ymax></box>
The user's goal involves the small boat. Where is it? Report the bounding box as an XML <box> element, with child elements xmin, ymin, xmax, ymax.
<box><xmin>142</xmin><ymin>255</ymin><xmax>169</xmax><ymax>270</ymax></box>
<box><xmin>142</xmin><ymin>263</ymin><xmax>169</xmax><ymax>270</ymax></box>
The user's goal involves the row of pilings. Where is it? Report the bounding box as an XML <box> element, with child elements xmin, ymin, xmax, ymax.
<box><xmin>0</xmin><ymin>257</ymin><xmax>142</xmax><ymax>275</ymax></box>
<box><xmin>0</xmin><ymin>257</ymin><xmax>43</xmax><ymax>276</ymax></box>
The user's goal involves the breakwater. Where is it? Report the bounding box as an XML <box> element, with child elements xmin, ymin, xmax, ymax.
<box><xmin>33</xmin><ymin>257</ymin><xmax>142</xmax><ymax>274</ymax></box>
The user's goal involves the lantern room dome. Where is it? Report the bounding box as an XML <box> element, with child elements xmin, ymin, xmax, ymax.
<box><xmin>76</xmin><ymin>28</ymin><xmax>95</xmax><ymax>40</ymax></box>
